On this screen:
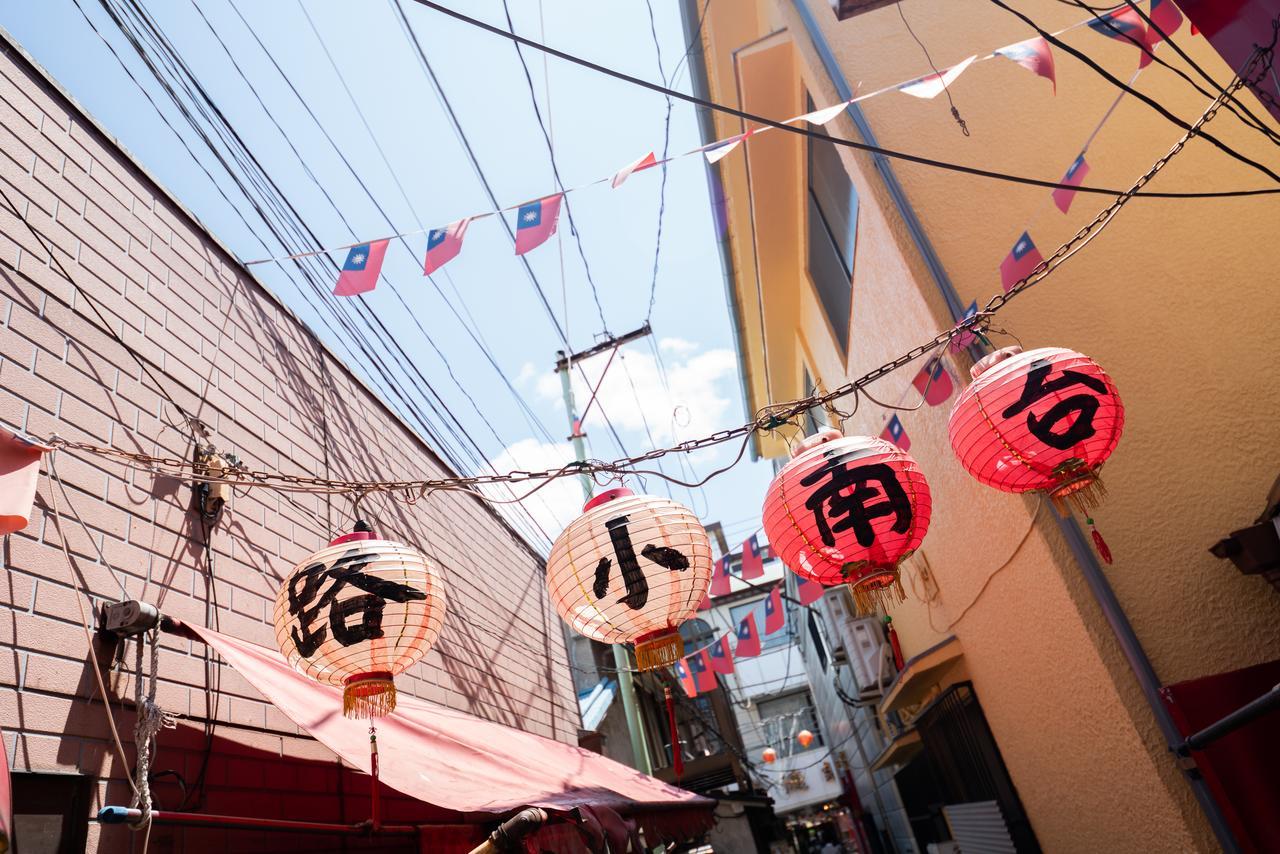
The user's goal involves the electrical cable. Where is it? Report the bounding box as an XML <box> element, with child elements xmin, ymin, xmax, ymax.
<box><xmin>405</xmin><ymin>0</ymin><xmax>1280</xmax><ymax>199</ymax></box>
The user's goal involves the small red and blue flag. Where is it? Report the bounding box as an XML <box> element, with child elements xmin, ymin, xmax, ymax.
<box><xmin>696</xmin><ymin>591</ymin><xmax>712</xmax><ymax>611</ymax></box>
<box><xmin>880</xmin><ymin>415</ymin><xmax>911</xmax><ymax>451</ymax></box>
<box><xmin>423</xmin><ymin>217</ymin><xmax>472</xmax><ymax>275</ymax></box>
<box><xmin>514</xmin><ymin>195</ymin><xmax>562</xmax><ymax>255</ymax></box>
<box><xmin>709</xmin><ymin>555</ymin><xmax>732</xmax><ymax>597</ymax></box>
<box><xmin>995</xmin><ymin>36</ymin><xmax>1056</xmax><ymax>93</ymax></box>
<box><xmin>1146</xmin><ymin>0</ymin><xmax>1184</xmax><ymax>48</ymax></box>
<box><xmin>333</xmin><ymin>239</ymin><xmax>388</xmax><ymax>296</ymax></box>
<box><xmin>675</xmin><ymin>658</ymin><xmax>697</xmax><ymax>698</ymax></box>
<box><xmin>951</xmin><ymin>299</ymin><xmax>980</xmax><ymax>352</ymax></box>
<box><xmin>912</xmin><ymin>357</ymin><xmax>953</xmax><ymax>406</ymax></box>
<box><xmin>740</xmin><ymin>534</ymin><xmax>765</xmax><ymax>580</ymax></box>
<box><xmin>735</xmin><ymin>612</ymin><xmax>761</xmax><ymax>658</ymax></box>
<box><xmin>1088</xmin><ymin>7</ymin><xmax>1153</xmax><ymax>67</ymax></box>
<box><xmin>687</xmin><ymin>649</ymin><xmax>717</xmax><ymax>693</ymax></box>
<box><xmin>764</xmin><ymin>584</ymin><xmax>785</xmax><ymax>635</ymax></box>
<box><xmin>611</xmin><ymin>151</ymin><xmax>658</xmax><ymax>188</ymax></box>
<box><xmin>1000</xmin><ymin>231</ymin><xmax>1044</xmax><ymax>293</ymax></box>
<box><xmin>708</xmin><ymin>634</ymin><xmax>735</xmax><ymax>675</ymax></box>
<box><xmin>797</xmin><ymin>575</ymin><xmax>825</xmax><ymax>606</ymax></box>
<box><xmin>1052</xmin><ymin>155</ymin><xmax>1091</xmax><ymax>214</ymax></box>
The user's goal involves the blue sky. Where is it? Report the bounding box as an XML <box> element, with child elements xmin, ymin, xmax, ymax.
<box><xmin>3</xmin><ymin>0</ymin><xmax>774</xmax><ymax>552</ymax></box>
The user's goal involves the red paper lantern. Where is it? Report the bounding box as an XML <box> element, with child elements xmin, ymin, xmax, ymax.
<box><xmin>274</xmin><ymin>522</ymin><xmax>445</xmax><ymax>719</ymax></box>
<box><xmin>547</xmin><ymin>488</ymin><xmax>713</xmax><ymax>670</ymax></box>
<box><xmin>763</xmin><ymin>429</ymin><xmax>932</xmax><ymax>614</ymax></box>
<box><xmin>948</xmin><ymin>346</ymin><xmax>1124</xmax><ymax>512</ymax></box>
<box><xmin>797</xmin><ymin>729</ymin><xmax>814</xmax><ymax>748</ymax></box>
<box><xmin>762</xmin><ymin>747</ymin><xmax>778</xmax><ymax>764</ymax></box>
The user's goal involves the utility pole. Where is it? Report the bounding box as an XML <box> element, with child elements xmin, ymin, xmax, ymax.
<box><xmin>555</xmin><ymin>323</ymin><xmax>653</xmax><ymax>775</ymax></box>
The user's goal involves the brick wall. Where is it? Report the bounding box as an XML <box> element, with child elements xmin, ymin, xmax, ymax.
<box><xmin>0</xmin><ymin>32</ymin><xmax>577</xmax><ymax>851</ymax></box>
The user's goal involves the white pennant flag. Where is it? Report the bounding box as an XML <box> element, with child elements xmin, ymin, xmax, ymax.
<box><xmin>611</xmin><ymin>151</ymin><xmax>658</xmax><ymax>188</ymax></box>
<box><xmin>703</xmin><ymin>133</ymin><xmax>747</xmax><ymax>164</ymax></box>
<box><xmin>897</xmin><ymin>55</ymin><xmax>977</xmax><ymax>99</ymax></box>
<box><xmin>794</xmin><ymin>101</ymin><xmax>849</xmax><ymax>126</ymax></box>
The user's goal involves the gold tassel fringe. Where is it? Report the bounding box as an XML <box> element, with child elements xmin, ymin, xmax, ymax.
<box><xmin>343</xmin><ymin>676</ymin><xmax>396</xmax><ymax>719</ymax></box>
<box><xmin>1049</xmin><ymin>461</ymin><xmax>1107</xmax><ymax>515</ymax></box>
<box><xmin>849</xmin><ymin>569</ymin><xmax>905</xmax><ymax>616</ymax></box>
<box><xmin>635</xmin><ymin>632</ymin><xmax>684</xmax><ymax>671</ymax></box>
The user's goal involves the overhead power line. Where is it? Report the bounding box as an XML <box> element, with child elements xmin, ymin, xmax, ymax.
<box><xmin>405</xmin><ymin>0</ymin><xmax>1280</xmax><ymax>198</ymax></box>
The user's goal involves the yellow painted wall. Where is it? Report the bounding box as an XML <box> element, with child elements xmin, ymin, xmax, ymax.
<box><xmin>699</xmin><ymin>0</ymin><xmax>1280</xmax><ymax>850</ymax></box>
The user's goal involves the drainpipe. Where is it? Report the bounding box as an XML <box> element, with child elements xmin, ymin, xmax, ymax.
<box><xmin>788</xmin><ymin>3</ymin><xmax>1242</xmax><ymax>851</ymax></box>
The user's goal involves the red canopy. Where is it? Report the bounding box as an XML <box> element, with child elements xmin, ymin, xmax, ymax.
<box><xmin>184</xmin><ymin>623</ymin><xmax>712</xmax><ymax>846</ymax></box>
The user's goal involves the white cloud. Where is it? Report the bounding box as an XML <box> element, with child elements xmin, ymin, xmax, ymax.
<box><xmin>515</xmin><ymin>361</ymin><xmax>537</xmax><ymax>386</ymax></box>
<box><xmin>658</xmin><ymin>337</ymin><xmax>698</xmax><ymax>357</ymax></box>
<box><xmin>481</xmin><ymin>437</ymin><xmax>585</xmax><ymax>544</ymax></box>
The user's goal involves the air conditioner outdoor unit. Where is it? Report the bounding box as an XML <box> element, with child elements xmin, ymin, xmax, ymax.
<box><xmin>840</xmin><ymin>616</ymin><xmax>893</xmax><ymax>699</ymax></box>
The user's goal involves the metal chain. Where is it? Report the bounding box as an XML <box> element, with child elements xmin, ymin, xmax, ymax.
<box><xmin>44</xmin><ymin>60</ymin><xmax>1250</xmax><ymax>500</ymax></box>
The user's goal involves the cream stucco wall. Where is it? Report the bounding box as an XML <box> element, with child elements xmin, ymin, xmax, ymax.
<box><xmin>698</xmin><ymin>0</ymin><xmax>1280</xmax><ymax>851</ymax></box>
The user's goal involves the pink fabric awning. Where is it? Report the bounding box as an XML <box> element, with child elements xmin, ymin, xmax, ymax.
<box><xmin>183</xmin><ymin>623</ymin><xmax>712</xmax><ymax>843</ymax></box>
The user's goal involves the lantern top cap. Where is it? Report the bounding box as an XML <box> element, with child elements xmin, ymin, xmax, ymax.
<box><xmin>583</xmin><ymin>487</ymin><xmax>634</xmax><ymax>513</ymax></box>
<box><xmin>791</xmin><ymin>427</ymin><xmax>844</xmax><ymax>458</ymax></box>
<box><xmin>330</xmin><ymin>519</ymin><xmax>377</xmax><ymax>546</ymax></box>
<box><xmin>970</xmin><ymin>345</ymin><xmax>1024</xmax><ymax>380</ymax></box>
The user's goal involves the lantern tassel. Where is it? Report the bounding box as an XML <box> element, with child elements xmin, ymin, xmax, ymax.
<box><xmin>635</xmin><ymin>629</ymin><xmax>685</xmax><ymax>671</ymax></box>
<box><xmin>1049</xmin><ymin>462</ymin><xmax>1108</xmax><ymax>515</ymax></box>
<box><xmin>1087</xmin><ymin>517</ymin><xmax>1113</xmax><ymax>565</ymax></box>
<box><xmin>849</xmin><ymin>570</ymin><xmax>905</xmax><ymax>616</ymax></box>
<box><xmin>343</xmin><ymin>672</ymin><xmax>397</xmax><ymax>719</ymax></box>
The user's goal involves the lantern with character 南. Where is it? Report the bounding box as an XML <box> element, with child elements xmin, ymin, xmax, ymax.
<box><xmin>763</xmin><ymin>429</ymin><xmax>932</xmax><ymax>614</ymax></box>
<box><xmin>547</xmin><ymin>488</ymin><xmax>713</xmax><ymax>670</ymax></box>
<box><xmin>273</xmin><ymin>521</ymin><xmax>446</xmax><ymax>719</ymax></box>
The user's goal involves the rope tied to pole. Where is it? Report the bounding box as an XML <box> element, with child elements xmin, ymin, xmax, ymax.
<box><xmin>130</xmin><ymin>628</ymin><xmax>176</xmax><ymax>830</ymax></box>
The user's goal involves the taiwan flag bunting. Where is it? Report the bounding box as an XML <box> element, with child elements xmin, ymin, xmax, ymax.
<box><xmin>735</xmin><ymin>612</ymin><xmax>761</xmax><ymax>658</ymax></box>
<box><xmin>740</xmin><ymin>534</ymin><xmax>765</xmax><ymax>580</ymax></box>
<box><xmin>995</xmin><ymin>37</ymin><xmax>1056</xmax><ymax>93</ymax></box>
<box><xmin>703</xmin><ymin>133</ymin><xmax>749</xmax><ymax>164</ymax></box>
<box><xmin>675</xmin><ymin>658</ymin><xmax>697</xmax><ymax>698</ymax></box>
<box><xmin>1000</xmin><ymin>231</ymin><xmax>1044</xmax><ymax>293</ymax></box>
<box><xmin>611</xmin><ymin>151</ymin><xmax>658</xmax><ymax>188</ymax></box>
<box><xmin>333</xmin><ymin>239</ymin><xmax>388</xmax><ymax>296</ymax></box>
<box><xmin>764</xmin><ymin>584</ymin><xmax>785</xmax><ymax>635</ymax></box>
<box><xmin>423</xmin><ymin>217</ymin><xmax>472</xmax><ymax>275</ymax></box>
<box><xmin>708</xmin><ymin>635</ymin><xmax>735</xmax><ymax>675</ymax></box>
<box><xmin>951</xmin><ymin>300</ymin><xmax>980</xmax><ymax>352</ymax></box>
<box><xmin>697</xmin><ymin>592</ymin><xmax>712</xmax><ymax>611</ymax></box>
<box><xmin>797</xmin><ymin>575</ymin><xmax>825</xmax><ymax>606</ymax></box>
<box><xmin>796</xmin><ymin>101</ymin><xmax>849</xmax><ymax>126</ymax></box>
<box><xmin>1087</xmin><ymin>7</ymin><xmax>1152</xmax><ymax>67</ymax></box>
<box><xmin>687</xmin><ymin>649</ymin><xmax>717</xmax><ymax>693</ymax></box>
<box><xmin>897</xmin><ymin>55</ymin><xmax>977</xmax><ymax>99</ymax></box>
<box><xmin>1052</xmin><ymin>155</ymin><xmax>1091</xmax><ymax>214</ymax></box>
<box><xmin>912</xmin><ymin>356</ymin><xmax>953</xmax><ymax>406</ymax></box>
<box><xmin>881</xmin><ymin>415</ymin><xmax>910</xmax><ymax>451</ymax></box>
<box><xmin>1146</xmin><ymin>0</ymin><xmax>1184</xmax><ymax>47</ymax></box>
<box><xmin>709</xmin><ymin>555</ymin><xmax>732</xmax><ymax>597</ymax></box>
<box><xmin>514</xmin><ymin>195</ymin><xmax>562</xmax><ymax>255</ymax></box>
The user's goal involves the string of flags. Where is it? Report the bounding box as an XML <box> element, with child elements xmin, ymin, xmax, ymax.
<box><xmin>998</xmin><ymin>0</ymin><xmax>1185</xmax><ymax>294</ymax></box>
<box><xmin>238</xmin><ymin>3</ymin><xmax>1176</xmax><ymax>296</ymax></box>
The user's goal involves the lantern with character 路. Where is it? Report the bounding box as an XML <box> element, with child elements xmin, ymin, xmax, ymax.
<box><xmin>273</xmin><ymin>521</ymin><xmax>445</xmax><ymax>719</ymax></box>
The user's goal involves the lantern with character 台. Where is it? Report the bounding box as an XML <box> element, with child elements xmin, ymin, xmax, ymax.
<box><xmin>948</xmin><ymin>346</ymin><xmax>1124</xmax><ymax>512</ymax></box>
<box><xmin>547</xmin><ymin>488</ymin><xmax>713</xmax><ymax>670</ymax></box>
<box><xmin>763</xmin><ymin>429</ymin><xmax>932</xmax><ymax>614</ymax></box>
<box><xmin>274</xmin><ymin>521</ymin><xmax>445</xmax><ymax>719</ymax></box>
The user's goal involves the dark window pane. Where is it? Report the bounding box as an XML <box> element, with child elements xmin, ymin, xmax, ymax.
<box><xmin>806</xmin><ymin>93</ymin><xmax>858</xmax><ymax>355</ymax></box>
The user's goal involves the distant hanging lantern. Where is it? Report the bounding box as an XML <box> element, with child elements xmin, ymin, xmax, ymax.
<box><xmin>763</xmin><ymin>429</ymin><xmax>932</xmax><ymax>614</ymax></box>
<box><xmin>762</xmin><ymin>747</ymin><xmax>778</xmax><ymax>764</ymax></box>
<box><xmin>948</xmin><ymin>346</ymin><xmax>1124</xmax><ymax>512</ymax></box>
<box><xmin>797</xmin><ymin>729</ymin><xmax>814</xmax><ymax>748</ymax></box>
<box><xmin>547</xmin><ymin>488</ymin><xmax>713</xmax><ymax>671</ymax></box>
<box><xmin>274</xmin><ymin>521</ymin><xmax>445</xmax><ymax>719</ymax></box>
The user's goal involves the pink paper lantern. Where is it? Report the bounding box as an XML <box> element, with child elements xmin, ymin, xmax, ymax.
<box><xmin>948</xmin><ymin>346</ymin><xmax>1124</xmax><ymax>511</ymax></box>
<box><xmin>762</xmin><ymin>429</ymin><xmax>932</xmax><ymax>614</ymax></box>
<box><xmin>547</xmin><ymin>488</ymin><xmax>713</xmax><ymax>670</ymax></box>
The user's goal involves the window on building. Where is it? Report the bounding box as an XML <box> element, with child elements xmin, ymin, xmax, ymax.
<box><xmin>806</xmin><ymin>93</ymin><xmax>858</xmax><ymax>355</ymax></box>
<box><xmin>802</xmin><ymin>367</ymin><xmax>829</xmax><ymax>435</ymax></box>
<box><xmin>756</xmin><ymin>690</ymin><xmax>825</xmax><ymax>754</ymax></box>
<box><xmin>729</xmin><ymin>596</ymin><xmax>789</xmax><ymax>651</ymax></box>
<box><xmin>807</xmin><ymin>609</ymin><xmax>829</xmax><ymax>672</ymax></box>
